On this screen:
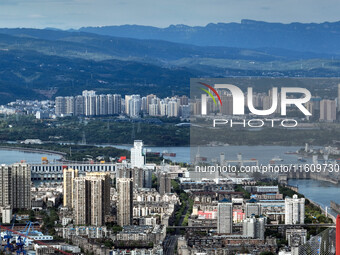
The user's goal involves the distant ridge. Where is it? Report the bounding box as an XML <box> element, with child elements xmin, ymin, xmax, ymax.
<box><xmin>78</xmin><ymin>20</ymin><xmax>340</xmax><ymax>54</ymax></box>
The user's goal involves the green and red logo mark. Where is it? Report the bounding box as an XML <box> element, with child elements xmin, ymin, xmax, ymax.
<box><xmin>199</xmin><ymin>82</ymin><xmax>222</xmax><ymax>107</ymax></box>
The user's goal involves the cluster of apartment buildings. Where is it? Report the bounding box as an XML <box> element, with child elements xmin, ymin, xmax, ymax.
<box><xmin>55</xmin><ymin>86</ymin><xmax>340</xmax><ymax>121</ymax></box>
<box><xmin>2</xmin><ymin>84</ymin><xmax>340</xmax><ymax>122</ymax></box>
<box><xmin>0</xmin><ymin>140</ymin><xmax>183</xmax><ymax>254</ymax></box>
<box><xmin>55</xmin><ymin>90</ymin><xmax>190</xmax><ymax>118</ymax></box>
<box><xmin>176</xmin><ymin>179</ymin><xmax>308</xmax><ymax>255</ymax></box>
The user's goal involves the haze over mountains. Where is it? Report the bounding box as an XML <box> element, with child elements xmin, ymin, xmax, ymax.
<box><xmin>79</xmin><ymin>20</ymin><xmax>340</xmax><ymax>55</ymax></box>
<box><xmin>1</xmin><ymin>20</ymin><xmax>340</xmax><ymax>103</ymax></box>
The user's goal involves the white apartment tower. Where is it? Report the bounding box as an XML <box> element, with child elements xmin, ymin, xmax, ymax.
<box><xmin>320</xmin><ymin>99</ymin><xmax>336</xmax><ymax>122</ymax></box>
<box><xmin>131</xmin><ymin>140</ymin><xmax>145</xmax><ymax>168</ymax></box>
<box><xmin>285</xmin><ymin>194</ymin><xmax>305</xmax><ymax>224</ymax></box>
<box><xmin>243</xmin><ymin>216</ymin><xmax>266</xmax><ymax>239</ymax></box>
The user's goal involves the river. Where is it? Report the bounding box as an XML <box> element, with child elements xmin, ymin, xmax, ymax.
<box><xmin>288</xmin><ymin>179</ymin><xmax>340</xmax><ymax>217</ymax></box>
<box><xmin>0</xmin><ymin>149</ymin><xmax>61</xmax><ymax>164</ymax></box>
<box><xmin>112</xmin><ymin>145</ymin><xmax>313</xmax><ymax>165</ymax></box>
<box><xmin>0</xmin><ymin>145</ymin><xmax>314</xmax><ymax>165</ymax></box>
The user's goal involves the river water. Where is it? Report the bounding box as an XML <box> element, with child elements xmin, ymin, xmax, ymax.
<box><xmin>0</xmin><ymin>149</ymin><xmax>61</xmax><ymax>164</ymax></box>
<box><xmin>288</xmin><ymin>179</ymin><xmax>340</xmax><ymax>217</ymax></box>
<box><xmin>112</xmin><ymin>145</ymin><xmax>313</xmax><ymax>165</ymax></box>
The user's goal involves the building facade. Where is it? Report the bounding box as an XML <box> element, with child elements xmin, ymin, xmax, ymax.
<box><xmin>63</xmin><ymin>168</ymin><xmax>79</xmax><ymax>208</ymax></box>
<box><xmin>285</xmin><ymin>194</ymin><xmax>305</xmax><ymax>224</ymax></box>
<box><xmin>117</xmin><ymin>178</ymin><xmax>133</xmax><ymax>227</ymax></box>
<box><xmin>217</xmin><ymin>200</ymin><xmax>233</xmax><ymax>234</ymax></box>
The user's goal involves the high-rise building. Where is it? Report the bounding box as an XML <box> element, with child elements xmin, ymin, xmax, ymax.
<box><xmin>107</xmin><ymin>94</ymin><xmax>114</xmax><ymax>115</ymax></box>
<box><xmin>0</xmin><ymin>164</ymin><xmax>31</xmax><ymax>210</ymax></box>
<box><xmin>160</xmin><ymin>100</ymin><xmax>168</xmax><ymax>116</ymax></box>
<box><xmin>117</xmin><ymin>178</ymin><xmax>133</xmax><ymax>227</ymax></box>
<box><xmin>73</xmin><ymin>172</ymin><xmax>111</xmax><ymax>226</ymax></box>
<box><xmin>86</xmin><ymin>173</ymin><xmax>111</xmax><ymax>226</ymax></box>
<box><xmin>56</xmin><ymin>91</ymin><xmax>123</xmax><ymax>117</ymax></box>
<box><xmin>63</xmin><ymin>168</ymin><xmax>79</xmax><ymax>208</ymax></box>
<box><xmin>146</xmin><ymin>94</ymin><xmax>157</xmax><ymax>114</ymax></box>
<box><xmin>128</xmin><ymin>95</ymin><xmax>141</xmax><ymax>118</ymax></box>
<box><xmin>180</xmin><ymin>95</ymin><xmax>189</xmax><ymax>106</ymax></box>
<box><xmin>55</xmin><ymin>96</ymin><xmax>66</xmax><ymax>116</ymax></box>
<box><xmin>99</xmin><ymin>95</ymin><xmax>108</xmax><ymax>116</ymax></box>
<box><xmin>286</xmin><ymin>228</ymin><xmax>307</xmax><ymax>255</ymax></box>
<box><xmin>84</xmin><ymin>95</ymin><xmax>97</xmax><ymax>116</ymax></box>
<box><xmin>116</xmin><ymin>168</ymin><xmax>133</xmax><ymax>179</ymax></box>
<box><xmin>65</xmin><ymin>96</ymin><xmax>75</xmax><ymax>115</ymax></box>
<box><xmin>180</xmin><ymin>105</ymin><xmax>190</xmax><ymax>118</ymax></box>
<box><xmin>168</xmin><ymin>100</ymin><xmax>179</xmax><ymax>117</ymax></box>
<box><xmin>285</xmin><ymin>194</ymin><xmax>305</xmax><ymax>224</ymax></box>
<box><xmin>221</xmin><ymin>94</ymin><xmax>233</xmax><ymax>115</ymax></box>
<box><xmin>243</xmin><ymin>216</ymin><xmax>266</xmax><ymax>239</ymax></box>
<box><xmin>149</xmin><ymin>102</ymin><xmax>159</xmax><ymax>116</ymax></box>
<box><xmin>113</xmin><ymin>94</ymin><xmax>122</xmax><ymax>115</ymax></box>
<box><xmin>217</xmin><ymin>199</ymin><xmax>233</xmax><ymax>234</ymax></box>
<box><xmin>245</xmin><ymin>201</ymin><xmax>261</xmax><ymax>217</ymax></box>
<box><xmin>73</xmin><ymin>177</ymin><xmax>88</xmax><ymax>225</ymax></box>
<box><xmin>141</xmin><ymin>97</ymin><xmax>147</xmax><ymax>113</ymax></box>
<box><xmin>143</xmin><ymin>169</ymin><xmax>153</xmax><ymax>189</ymax></box>
<box><xmin>158</xmin><ymin>172</ymin><xmax>171</xmax><ymax>195</ymax></box>
<box><xmin>131</xmin><ymin>140</ymin><xmax>145</xmax><ymax>168</ymax></box>
<box><xmin>95</xmin><ymin>95</ymin><xmax>101</xmax><ymax>116</ymax></box>
<box><xmin>133</xmin><ymin>168</ymin><xmax>144</xmax><ymax>189</ymax></box>
<box><xmin>11</xmin><ymin>163</ymin><xmax>31</xmax><ymax>210</ymax></box>
<box><xmin>125</xmin><ymin>95</ymin><xmax>132</xmax><ymax>115</ymax></box>
<box><xmin>2</xmin><ymin>206</ymin><xmax>12</xmax><ymax>224</ymax></box>
<box><xmin>0</xmin><ymin>164</ymin><xmax>12</xmax><ymax>207</ymax></box>
<box><xmin>320</xmin><ymin>99</ymin><xmax>337</xmax><ymax>122</ymax></box>
<box><xmin>74</xmin><ymin>95</ymin><xmax>85</xmax><ymax>116</ymax></box>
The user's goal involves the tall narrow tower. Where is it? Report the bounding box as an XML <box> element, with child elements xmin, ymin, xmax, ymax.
<box><xmin>63</xmin><ymin>168</ymin><xmax>78</xmax><ymax>208</ymax></box>
<box><xmin>117</xmin><ymin>178</ymin><xmax>133</xmax><ymax>227</ymax></box>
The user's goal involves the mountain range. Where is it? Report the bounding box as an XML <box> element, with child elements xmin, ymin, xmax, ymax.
<box><xmin>1</xmin><ymin>20</ymin><xmax>340</xmax><ymax>103</ymax></box>
<box><xmin>79</xmin><ymin>20</ymin><xmax>340</xmax><ymax>55</ymax></box>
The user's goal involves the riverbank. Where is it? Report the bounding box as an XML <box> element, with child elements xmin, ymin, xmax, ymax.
<box><xmin>0</xmin><ymin>147</ymin><xmax>63</xmax><ymax>164</ymax></box>
<box><xmin>0</xmin><ymin>143</ymin><xmax>155</xmax><ymax>164</ymax></box>
<box><xmin>288</xmin><ymin>179</ymin><xmax>340</xmax><ymax>220</ymax></box>
<box><xmin>0</xmin><ymin>146</ymin><xmax>66</xmax><ymax>157</ymax></box>
<box><xmin>308</xmin><ymin>198</ymin><xmax>336</xmax><ymax>223</ymax></box>
<box><xmin>282</xmin><ymin>183</ymin><xmax>335</xmax><ymax>223</ymax></box>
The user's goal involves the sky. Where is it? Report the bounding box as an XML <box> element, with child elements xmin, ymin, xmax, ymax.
<box><xmin>0</xmin><ymin>0</ymin><xmax>339</xmax><ymax>29</ymax></box>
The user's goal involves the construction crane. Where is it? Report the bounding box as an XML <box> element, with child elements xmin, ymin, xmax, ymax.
<box><xmin>16</xmin><ymin>221</ymin><xmax>32</xmax><ymax>255</ymax></box>
<box><xmin>0</xmin><ymin>224</ymin><xmax>72</xmax><ymax>255</ymax></box>
<box><xmin>3</xmin><ymin>214</ymin><xmax>16</xmax><ymax>252</ymax></box>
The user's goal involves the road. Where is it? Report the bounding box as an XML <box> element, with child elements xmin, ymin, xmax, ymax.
<box><xmin>163</xmin><ymin>197</ymin><xmax>190</xmax><ymax>255</ymax></box>
<box><xmin>163</xmin><ymin>235</ymin><xmax>178</xmax><ymax>255</ymax></box>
